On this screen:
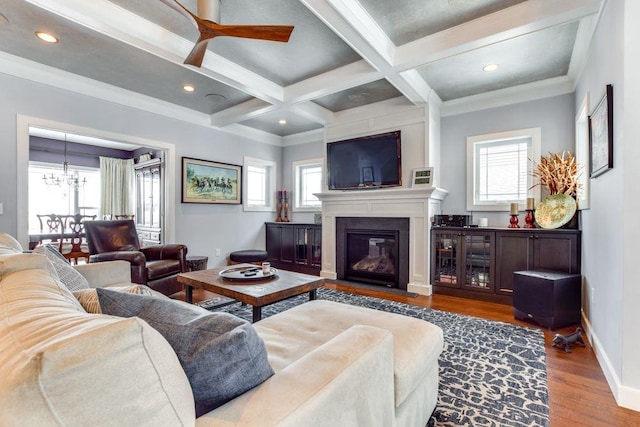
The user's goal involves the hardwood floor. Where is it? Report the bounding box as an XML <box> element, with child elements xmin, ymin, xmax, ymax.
<box><xmin>178</xmin><ymin>283</ymin><xmax>640</xmax><ymax>426</ymax></box>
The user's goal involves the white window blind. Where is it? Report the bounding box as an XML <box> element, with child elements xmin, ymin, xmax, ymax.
<box><xmin>293</xmin><ymin>159</ymin><xmax>323</xmax><ymax>211</ymax></box>
<box><xmin>247</xmin><ymin>165</ymin><xmax>268</xmax><ymax>206</ymax></box>
<box><xmin>244</xmin><ymin>157</ymin><xmax>276</xmax><ymax>212</ymax></box>
<box><xmin>475</xmin><ymin>139</ymin><xmax>529</xmax><ymax>203</ymax></box>
<box><xmin>466</xmin><ymin>128</ymin><xmax>541</xmax><ymax>211</ymax></box>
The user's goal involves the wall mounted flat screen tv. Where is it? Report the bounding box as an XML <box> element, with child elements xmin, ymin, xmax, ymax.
<box><xmin>327</xmin><ymin>130</ymin><xmax>402</xmax><ymax>190</ymax></box>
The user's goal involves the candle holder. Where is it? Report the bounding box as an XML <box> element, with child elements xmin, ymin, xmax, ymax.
<box><xmin>275</xmin><ymin>191</ymin><xmax>283</xmax><ymax>222</ymax></box>
<box><xmin>282</xmin><ymin>193</ymin><xmax>290</xmax><ymax>222</ymax></box>
<box><xmin>524</xmin><ymin>209</ymin><xmax>535</xmax><ymax>228</ymax></box>
<box><xmin>509</xmin><ymin>214</ymin><xmax>520</xmax><ymax>228</ymax></box>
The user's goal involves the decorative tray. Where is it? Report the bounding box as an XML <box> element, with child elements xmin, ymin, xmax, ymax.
<box><xmin>534</xmin><ymin>194</ymin><xmax>577</xmax><ymax>229</ymax></box>
<box><xmin>219</xmin><ymin>264</ymin><xmax>277</xmax><ymax>281</ymax></box>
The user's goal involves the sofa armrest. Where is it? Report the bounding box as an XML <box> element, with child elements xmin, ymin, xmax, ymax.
<box><xmin>74</xmin><ymin>260</ymin><xmax>132</xmax><ymax>288</ymax></box>
<box><xmin>89</xmin><ymin>251</ymin><xmax>146</xmax><ymax>266</ymax></box>
<box><xmin>195</xmin><ymin>325</ymin><xmax>395</xmax><ymax>427</ymax></box>
<box><xmin>141</xmin><ymin>244</ymin><xmax>187</xmax><ymax>263</ymax></box>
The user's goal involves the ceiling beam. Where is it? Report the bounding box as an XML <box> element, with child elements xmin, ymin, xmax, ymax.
<box><xmin>24</xmin><ymin>0</ymin><xmax>284</xmax><ymax>104</ymax></box>
<box><xmin>284</xmin><ymin>60</ymin><xmax>381</xmax><ymax>104</ymax></box>
<box><xmin>209</xmin><ymin>98</ymin><xmax>277</xmax><ymax>128</ymax></box>
<box><xmin>394</xmin><ymin>0</ymin><xmax>603</xmax><ymax>72</ymax></box>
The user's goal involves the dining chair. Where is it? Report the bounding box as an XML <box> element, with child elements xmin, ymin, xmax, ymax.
<box><xmin>58</xmin><ymin>214</ymin><xmax>96</xmax><ymax>264</ymax></box>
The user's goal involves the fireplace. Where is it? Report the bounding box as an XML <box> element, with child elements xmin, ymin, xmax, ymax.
<box><xmin>336</xmin><ymin>217</ymin><xmax>409</xmax><ymax>290</ymax></box>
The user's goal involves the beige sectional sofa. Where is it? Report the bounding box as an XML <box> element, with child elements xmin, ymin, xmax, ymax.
<box><xmin>0</xmin><ymin>233</ymin><xmax>443</xmax><ymax>426</ymax></box>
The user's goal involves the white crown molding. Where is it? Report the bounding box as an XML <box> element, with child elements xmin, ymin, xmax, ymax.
<box><xmin>282</xmin><ymin>128</ymin><xmax>324</xmax><ymax>147</ymax></box>
<box><xmin>440</xmin><ymin>76</ymin><xmax>575</xmax><ymax>117</ymax></box>
<box><xmin>568</xmin><ymin>14</ymin><xmax>600</xmax><ymax>87</ymax></box>
<box><xmin>0</xmin><ymin>51</ymin><xmax>212</xmax><ymax>126</ymax></box>
<box><xmin>221</xmin><ymin>124</ymin><xmax>284</xmax><ymax>146</ymax></box>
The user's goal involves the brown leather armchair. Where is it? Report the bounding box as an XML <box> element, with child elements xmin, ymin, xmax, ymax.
<box><xmin>84</xmin><ymin>220</ymin><xmax>188</xmax><ymax>296</ymax></box>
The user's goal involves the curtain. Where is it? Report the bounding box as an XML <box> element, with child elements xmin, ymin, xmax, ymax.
<box><xmin>99</xmin><ymin>157</ymin><xmax>135</xmax><ymax>218</ymax></box>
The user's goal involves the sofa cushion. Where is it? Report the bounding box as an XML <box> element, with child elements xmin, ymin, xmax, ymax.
<box><xmin>73</xmin><ymin>284</ymin><xmax>155</xmax><ymax>313</ymax></box>
<box><xmin>253</xmin><ymin>300</ymin><xmax>444</xmax><ymax>409</ymax></box>
<box><xmin>0</xmin><ymin>233</ymin><xmax>23</xmax><ymax>255</ymax></box>
<box><xmin>96</xmin><ymin>288</ymin><xmax>275</xmax><ymax>416</ymax></box>
<box><xmin>34</xmin><ymin>244</ymin><xmax>90</xmax><ymax>291</ymax></box>
<box><xmin>0</xmin><ymin>252</ymin><xmax>84</xmax><ymax>312</ymax></box>
<box><xmin>0</xmin><ymin>265</ymin><xmax>195</xmax><ymax>425</ymax></box>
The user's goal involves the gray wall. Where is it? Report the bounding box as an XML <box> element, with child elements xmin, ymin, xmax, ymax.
<box><xmin>439</xmin><ymin>93</ymin><xmax>575</xmax><ymax>226</ymax></box>
<box><xmin>0</xmin><ymin>72</ymin><xmax>281</xmax><ymax>268</ymax></box>
<box><xmin>575</xmin><ymin>0</ymin><xmax>640</xmax><ymax>402</ymax></box>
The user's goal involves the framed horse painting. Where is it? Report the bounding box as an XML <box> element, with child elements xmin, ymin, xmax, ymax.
<box><xmin>182</xmin><ymin>157</ymin><xmax>242</xmax><ymax>204</ymax></box>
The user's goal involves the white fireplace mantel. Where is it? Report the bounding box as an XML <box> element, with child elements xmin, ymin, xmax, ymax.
<box><xmin>316</xmin><ymin>187</ymin><xmax>448</xmax><ymax>295</ymax></box>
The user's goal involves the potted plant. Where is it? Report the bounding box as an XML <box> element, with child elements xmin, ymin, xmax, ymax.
<box><xmin>531</xmin><ymin>151</ymin><xmax>583</xmax><ymax>229</ymax></box>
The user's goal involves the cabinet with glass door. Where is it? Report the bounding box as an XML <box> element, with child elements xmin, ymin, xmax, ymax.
<box><xmin>135</xmin><ymin>159</ymin><xmax>163</xmax><ymax>246</ymax></box>
<box><xmin>431</xmin><ymin>228</ymin><xmax>495</xmax><ymax>295</ymax></box>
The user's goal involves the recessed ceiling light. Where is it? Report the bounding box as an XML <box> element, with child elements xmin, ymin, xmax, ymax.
<box><xmin>278</xmin><ymin>119</ymin><xmax>287</xmax><ymax>125</ymax></box>
<box><xmin>35</xmin><ymin>31</ymin><xmax>58</xmax><ymax>43</ymax></box>
<box><xmin>182</xmin><ymin>84</ymin><xmax>195</xmax><ymax>93</ymax></box>
<box><xmin>483</xmin><ymin>64</ymin><xmax>499</xmax><ymax>72</ymax></box>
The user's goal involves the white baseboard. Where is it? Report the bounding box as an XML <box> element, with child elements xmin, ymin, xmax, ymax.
<box><xmin>320</xmin><ymin>270</ymin><xmax>337</xmax><ymax>280</ymax></box>
<box><xmin>582</xmin><ymin>312</ymin><xmax>640</xmax><ymax>412</ymax></box>
<box><xmin>407</xmin><ymin>282</ymin><xmax>431</xmax><ymax>296</ymax></box>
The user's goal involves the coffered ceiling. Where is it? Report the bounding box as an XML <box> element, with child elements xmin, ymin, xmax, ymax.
<box><xmin>0</xmin><ymin>0</ymin><xmax>602</xmax><ymax>143</ymax></box>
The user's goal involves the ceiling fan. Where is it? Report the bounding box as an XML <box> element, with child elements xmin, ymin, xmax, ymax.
<box><xmin>160</xmin><ymin>0</ymin><xmax>294</xmax><ymax>67</ymax></box>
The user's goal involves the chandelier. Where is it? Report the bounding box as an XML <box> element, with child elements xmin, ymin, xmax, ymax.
<box><xmin>42</xmin><ymin>134</ymin><xmax>87</xmax><ymax>189</ymax></box>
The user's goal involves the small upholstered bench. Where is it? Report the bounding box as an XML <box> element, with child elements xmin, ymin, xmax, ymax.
<box><xmin>229</xmin><ymin>249</ymin><xmax>268</xmax><ymax>265</ymax></box>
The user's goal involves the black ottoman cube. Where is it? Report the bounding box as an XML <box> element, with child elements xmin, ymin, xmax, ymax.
<box><xmin>513</xmin><ymin>270</ymin><xmax>582</xmax><ymax>330</ymax></box>
<box><xmin>229</xmin><ymin>249</ymin><xmax>268</xmax><ymax>265</ymax></box>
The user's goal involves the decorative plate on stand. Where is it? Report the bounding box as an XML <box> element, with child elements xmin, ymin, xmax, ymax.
<box><xmin>534</xmin><ymin>194</ymin><xmax>577</xmax><ymax>229</ymax></box>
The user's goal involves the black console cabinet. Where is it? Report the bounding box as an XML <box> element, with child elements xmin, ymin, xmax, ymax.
<box><xmin>431</xmin><ymin>227</ymin><xmax>580</xmax><ymax>304</ymax></box>
<box><xmin>513</xmin><ymin>270</ymin><xmax>582</xmax><ymax>330</ymax></box>
<box><xmin>266</xmin><ymin>223</ymin><xmax>321</xmax><ymax>275</ymax></box>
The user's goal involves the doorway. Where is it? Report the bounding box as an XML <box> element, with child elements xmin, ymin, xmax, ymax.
<box><xmin>16</xmin><ymin>115</ymin><xmax>176</xmax><ymax>248</ymax></box>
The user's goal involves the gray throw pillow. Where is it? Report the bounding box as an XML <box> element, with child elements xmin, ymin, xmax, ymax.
<box><xmin>96</xmin><ymin>288</ymin><xmax>274</xmax><ymax>416</ymax></box>
<box><xmin>34</xmin><ymin>244</ymin><xmax>90</xmax><ymax>292</ymax></box>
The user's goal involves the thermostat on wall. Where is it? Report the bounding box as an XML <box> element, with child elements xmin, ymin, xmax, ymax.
<box><xmin>411</xmin><ymin>167</ymin><xmax>434</xmax><ymax>188</ymax></box>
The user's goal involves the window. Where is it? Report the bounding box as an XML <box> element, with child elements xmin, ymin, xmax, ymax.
<box><xmin>29</xmin><ymin>163</ymin><xmax>100</xmax><ymax>232</ymax></box>
<box><xmin>293</xmin><ymin>159</ymin><xmax>323</xmax><ymax>211</ymax></box>
<box><xmin>466</xmin><ymin>128</ymin><xmax>541</xmax><ymax>211</ymax></box>
<box><xmin>244</xmin><ymin>157</ymin><xmax>276</xmax><ymax>211</ymax></box>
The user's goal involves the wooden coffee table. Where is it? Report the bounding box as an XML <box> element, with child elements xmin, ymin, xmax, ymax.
<box><xmin>178</xmin><ymin>267</ymin><xmax>325</xmax><ymax>322</ymax></box>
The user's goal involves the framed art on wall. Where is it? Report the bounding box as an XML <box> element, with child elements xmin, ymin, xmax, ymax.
<box><xmin>589</xmin><ymin>84</ymin><xmax>613</xmax><ymax>178</ymax></box>
<box><xmin>575</xmin><ymin>93</ymin><xmax>590</xmax><ymax>209</ymax></box>
<box><xmin>182</xmin><ymin>157</ymin><xmax>242</xmax><ymax>204</ymax></box>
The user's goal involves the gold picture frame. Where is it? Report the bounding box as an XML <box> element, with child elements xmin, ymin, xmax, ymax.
<box><xmin>182</xmin><ymin>157</ymin><xmax>242</xmax><ymax>204</ymax></box>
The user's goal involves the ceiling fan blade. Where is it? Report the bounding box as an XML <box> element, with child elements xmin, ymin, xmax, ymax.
<box><xmin>184</xmin><ymin>38</ymin><xmax>210</xmax><ymax>67</ymax></box>
<box><xmin>160</xmin><ymin>0</ymin><xmax>295</xmax><ymax>67</ymax></box>
<box><xmin>203</xmin><ymin>24</ymin><xmax>294</xmax><ymax>43</ymax></box>
<box><xmin>158</xmin><ymin>0</ymin><xmax>198</xmax><ymax>29</ymax></box>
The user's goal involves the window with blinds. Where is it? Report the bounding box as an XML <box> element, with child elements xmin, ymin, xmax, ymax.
<box><xmin>293</xmin><ymin>158</ymin><xmax>323</xmax><ymax>211</ymax></box>
<box><xmin>244</xmin><ymin>157</ymin><xmax>276</xmax><ymax>212</ymax></box>
<box><xmin>475</xmin><ymin>138</ymin><xmax>529</xmax><ymax>203</ymax></box>
<box><xmin>466</xmin><ymin>128</ymin><xmax>541</xmax><ymax>211</ymax></box>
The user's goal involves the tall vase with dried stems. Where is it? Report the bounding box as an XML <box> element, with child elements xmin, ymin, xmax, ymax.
<box><xmin>531</xmin><ymin>151</ymin><xmax>583</xmax><ymax>229</ymax></box>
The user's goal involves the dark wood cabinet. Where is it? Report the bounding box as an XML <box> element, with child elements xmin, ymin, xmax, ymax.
<box><xmin>431</xmin><ymin>227</ymin><xmax>580</xmax><ymax>304</ymax></box>
<box><xmin>495</xmin><ymin>230</ymin><xmax>580</xmax><ymax>296</ymax></box>
<box><xmin>135</xmin><ymin>159</ymin><xmax>163</xmax><ymax>246</ymax></box>
<box><xmin>266</xmin><ymin>223</ymin><xmax>321</xmax><ymax>275</ymax></box>
<box><xmin>432</xmin><ymin>229</ymin><xmax>495</xmax><ymax>293</ymax></box>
